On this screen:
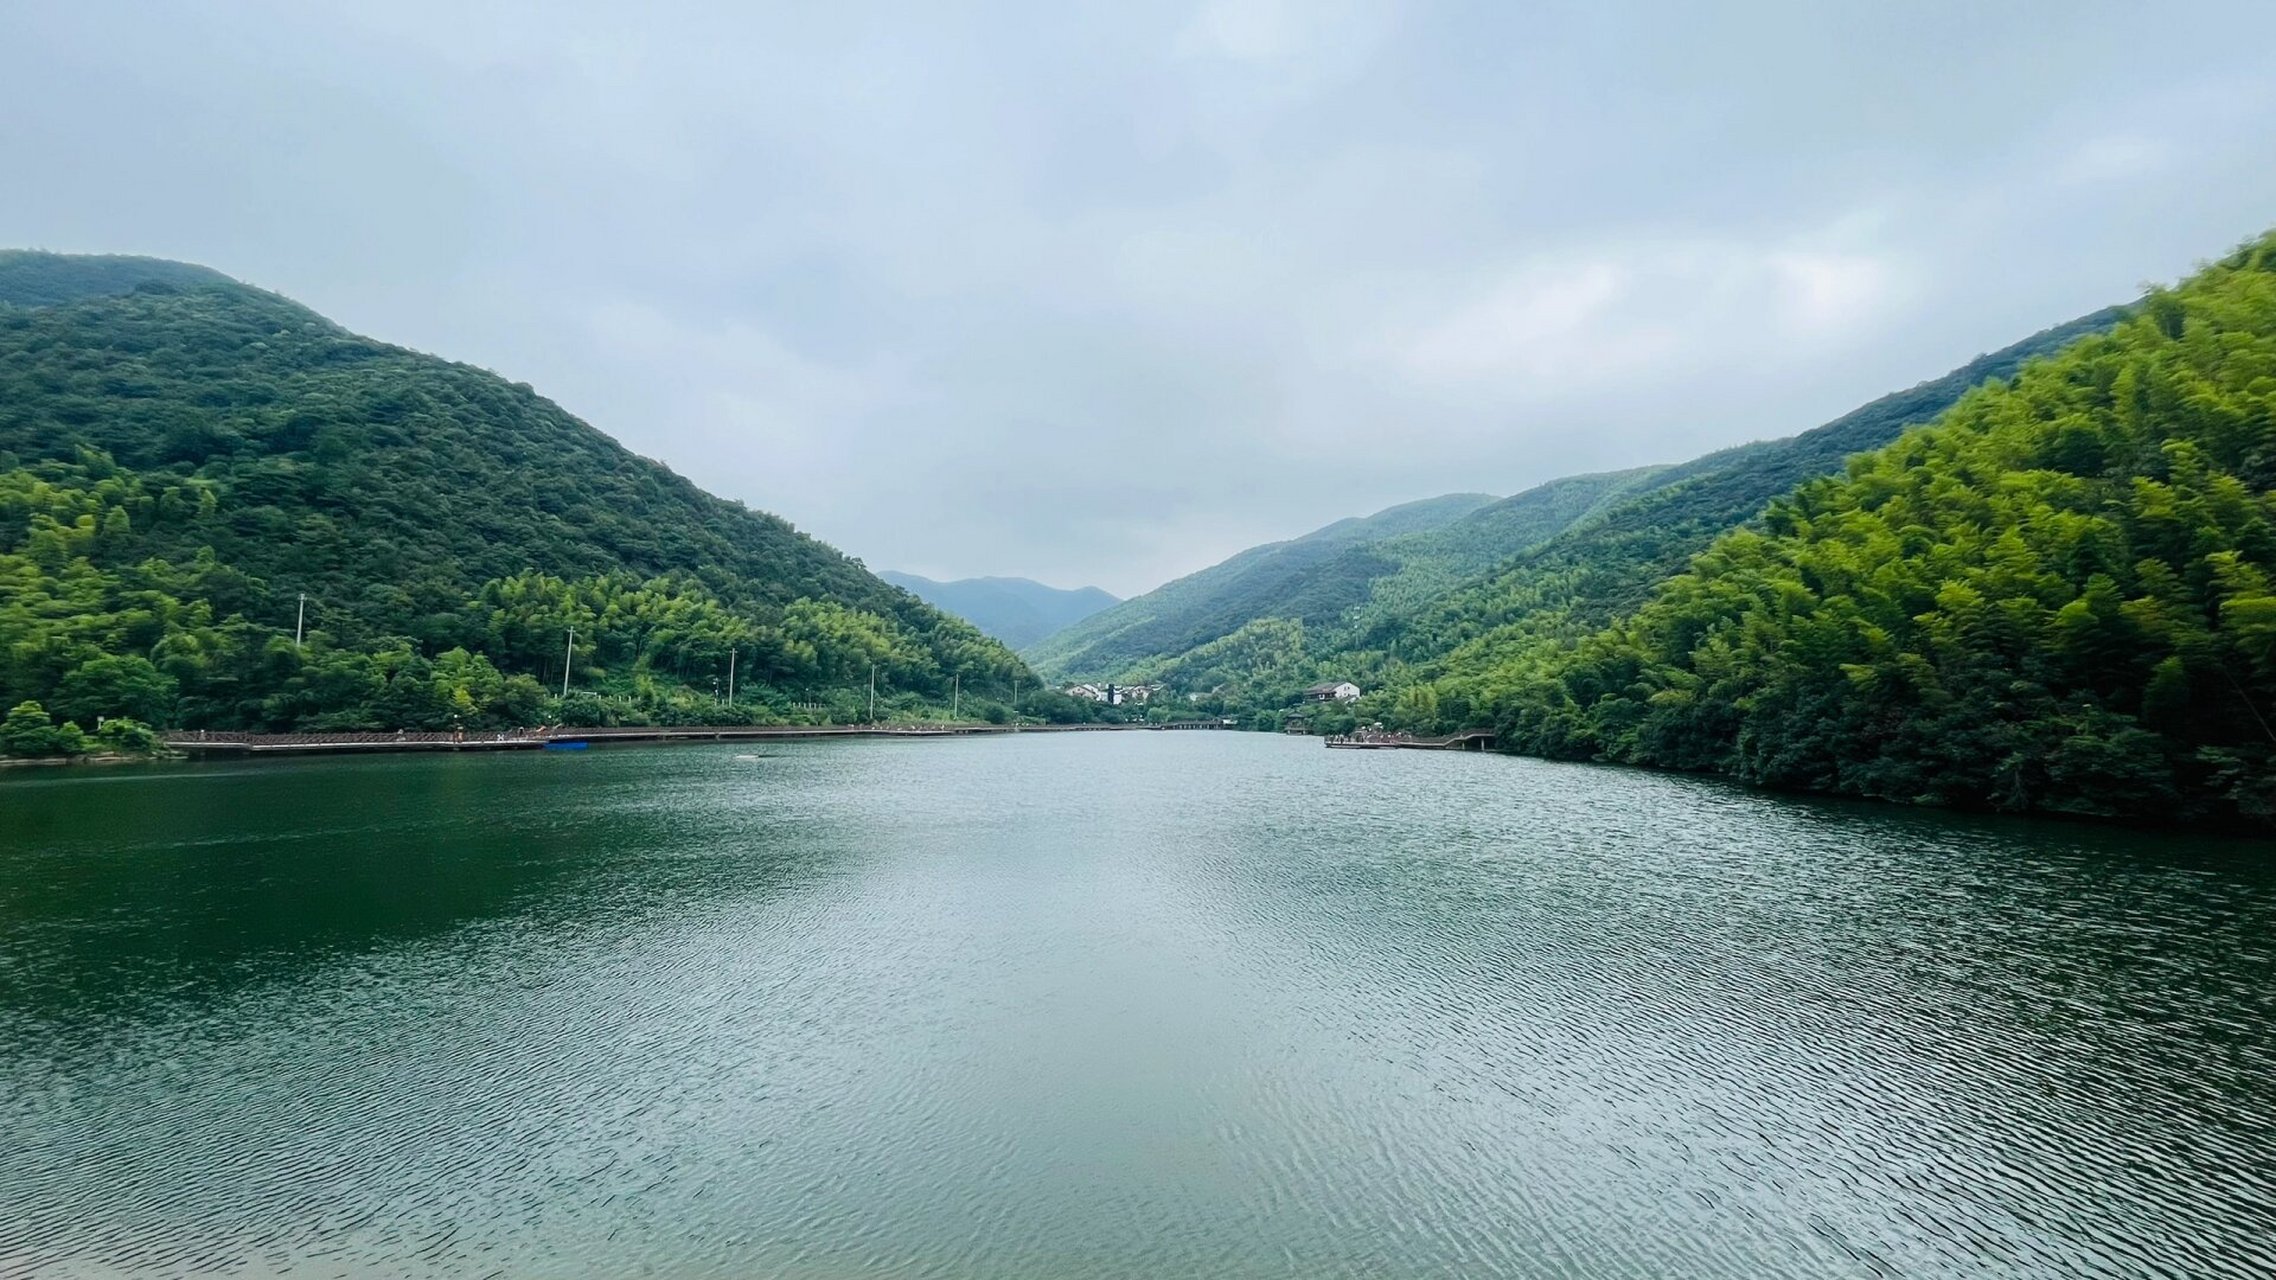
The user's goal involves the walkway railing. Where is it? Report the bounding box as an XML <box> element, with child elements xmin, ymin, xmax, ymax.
<box><xmin>1323</xmin><ymin>729</ymin><xmax>1497</xmax><ymax>751</ymax></box>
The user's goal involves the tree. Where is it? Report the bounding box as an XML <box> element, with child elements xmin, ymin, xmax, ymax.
<box><xmin>1</xmin><ymin>701</ymin><xmax>87</xmax><ymax>757</ymax></box>
<box><xmin>52</xmin><ymin>655</ymin><xmax>177</xmax><ymax>726</ymax></box>
<box><xmin>94</xmin><ymin>716</ymin><xmax>160</xmax><ymax>754</ymax></box>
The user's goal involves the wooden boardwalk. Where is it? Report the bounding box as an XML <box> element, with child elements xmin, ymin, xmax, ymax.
<box><xmin>1323</xmin><ymin>729</ymin><xmax>1497</xmax><ymax>752</ymax></box>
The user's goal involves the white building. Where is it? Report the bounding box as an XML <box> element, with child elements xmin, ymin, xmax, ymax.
<box><xmin>1303</xmin><ymin>681</ymin><xmax>1362</xmax><ymax>703</ymax></box>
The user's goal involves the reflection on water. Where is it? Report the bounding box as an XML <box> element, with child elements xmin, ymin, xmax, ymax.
<box><xmin>3</xmin><ymin>735</ymin><xmax>2272</xmax><ymax>1277</ymax></box>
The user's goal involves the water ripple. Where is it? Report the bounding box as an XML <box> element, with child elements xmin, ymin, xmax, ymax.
<box><xmin>2</xmin><ymin>735</ymin><xmax>2272</xmax><ymax>1277</ymax></box>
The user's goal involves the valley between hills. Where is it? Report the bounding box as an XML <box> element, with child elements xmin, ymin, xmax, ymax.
<box><xmin>4</xmin><ymin>241</ymin><xmax>2272</xmax><ymax>828</ymax></box>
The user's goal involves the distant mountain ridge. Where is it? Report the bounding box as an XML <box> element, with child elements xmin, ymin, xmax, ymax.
<box><xmin>1024</xmin><ymin>491</ymin><xmax>1499</xmax><ymax>677</ymax></box>
<box><xmin>1203</xmin><ymin>465</ymin><xmax>1674</xmax><ymax>656</ymax></box>
<box><xmin>1057</xmin><ymin>300</ymin><xmax>2133</xmax><ymax>711</ymax></box>
<box><xmin>881</xmin><ymin>573</ymin><xmax>1118</xmax><ymax>650</ymax></box>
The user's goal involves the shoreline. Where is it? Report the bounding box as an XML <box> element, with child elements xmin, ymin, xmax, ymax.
<box><xmin>157</xmin><ymin>720</ymin><xmax>1238</xmax><ymax>760</ymax></box>
<box><xmin>0</xmin><ymin>751</ymin><xmax>168</xmax><ymax>770</ymax></box>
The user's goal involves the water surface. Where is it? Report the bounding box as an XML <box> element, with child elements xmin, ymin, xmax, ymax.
<box><xmin>3</xmin><ymin>733</ymin><xmax>2272</xmax><ymax>1277</ymax></box>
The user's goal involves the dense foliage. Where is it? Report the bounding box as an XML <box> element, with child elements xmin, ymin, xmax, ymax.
<box><xmin>1469</xmin><ymin>238</ymin><xmax>2276</xmax><ymax>826</ymax></box>
<box><xmin>0</xmin><ymin>253</ymin><xmax>1033</xmax><ymax>741</ymax></box>
<box><xmin>1364</xmin><ymin>307</ymin><xmax>2132</xmax><ymax>684</ymax></box>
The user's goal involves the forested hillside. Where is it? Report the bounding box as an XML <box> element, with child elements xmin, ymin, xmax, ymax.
<box><xmin>880</xmin><ymin>572</ymin><xmax>1116</xmax><ymax>650</ymax></box>
<box><xmin>1109</xmin><ymin>303</ymin><xmax>2127</xmax><ymax>721</ymax></box>
<box><xmin>1363</xmin><ymin>306</ymin><xmax>2132</xmax><ymax>678</ymax></box>
<box><xmin>1223</xmin><ymin>465</ymin><xmax>1671</xmax><ymax>649</ymax></box>
<box><xmin>1460</xmin><ymin>238</ymin><xmax>2276</xmax><ymax>827</ymax></box>
<box><xmin>1026</xmin><ymin>490</ymin><xmax>1497</xmax><ymax>677</ymax></box>
<box><xmin>0</xmin><ymin>251</ymin><xmax>1029</xmax><ymax>742</ymax></box>
<box><xmin>1106</xmin><ymin>466</ymin><xmax>1669</xmax><ymax>706</ymax></box>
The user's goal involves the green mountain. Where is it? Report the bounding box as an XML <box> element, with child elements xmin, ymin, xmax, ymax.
<box><xmin>1369</xmin><ymin>305</ymin><xmax>2134</xmax><ymax>682</ymax></box>
<box><xmin>1025</xmin><ymin>491</ymin><xmax>1500</xmax><ymax>679</ymax></box>
<box><xmin>0</xmin><ymin>253</ymin><xmax>231</xmax><ymax>308</ymax></box>
<box><xmin>1472</xmin><ymin>235</ymin><xmax>2276</xmax><ymax>828</ymax></box>
<box><xmin>0</xmin><ymin>251</ymin><xmax>1029</xmax><ymax>740</ymax></box>
<box><xmin>880</xmin><ymin>572</ymin><xmax>1118</xmax><ymax>650</ymax></box>
<box><xmin>1212</xmin><ymin>465</ymin><xmax>1673</xmax><ymax>652</ymax></box>
<box><xmin>1115</xmin><ymin>303</ymin><xmax>2130</xmax><ymax>718</ymax></box>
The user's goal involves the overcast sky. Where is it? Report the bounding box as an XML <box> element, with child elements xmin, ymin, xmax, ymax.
<box><xmin>6</xmin><ymin>2</ymin><xmax>2274</xmax><ymax>595</ymax></box>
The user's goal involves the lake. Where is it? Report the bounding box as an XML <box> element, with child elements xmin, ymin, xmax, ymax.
<box><xmin>3</xmin><ymin>732</ymin><xmax>2272</xmax><ymax>1277</ymax></box>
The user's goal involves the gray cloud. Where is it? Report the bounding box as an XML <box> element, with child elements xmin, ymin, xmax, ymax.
<box><xmin>5</xmin><ymin>1</ymin><xmax>2274</xmax><ymax>594</ymax></box>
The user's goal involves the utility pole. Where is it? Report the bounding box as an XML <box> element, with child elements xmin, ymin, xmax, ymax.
<box><xmin>952</xmin><ymin>673</ymin><xmax>960</xmax><ymax>720</ymax></box>
<box><xmin>562</xmin><ymin>626</ymin><xmax>575</xmax><ymax>699</ymax></box>
<box><xmin>726</xmin><ymin>649</ymin><xmax>736</xmax><ymax>706</ymax></box>
<box><xmin>868</xmin><ymin>662</ymin><xmax>878</xmax><ymax>723</ymax></box>
<box><xmin>294</xmin><ymin>593</ymin><xmax>306</xmax><ymax>649</ymax></box>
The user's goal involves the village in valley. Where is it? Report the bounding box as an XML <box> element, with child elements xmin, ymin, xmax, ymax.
<box><xmin>1048</xmin><ymin>676</ymin><xmax>1492</xmax><ymax>750</ymax></box>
